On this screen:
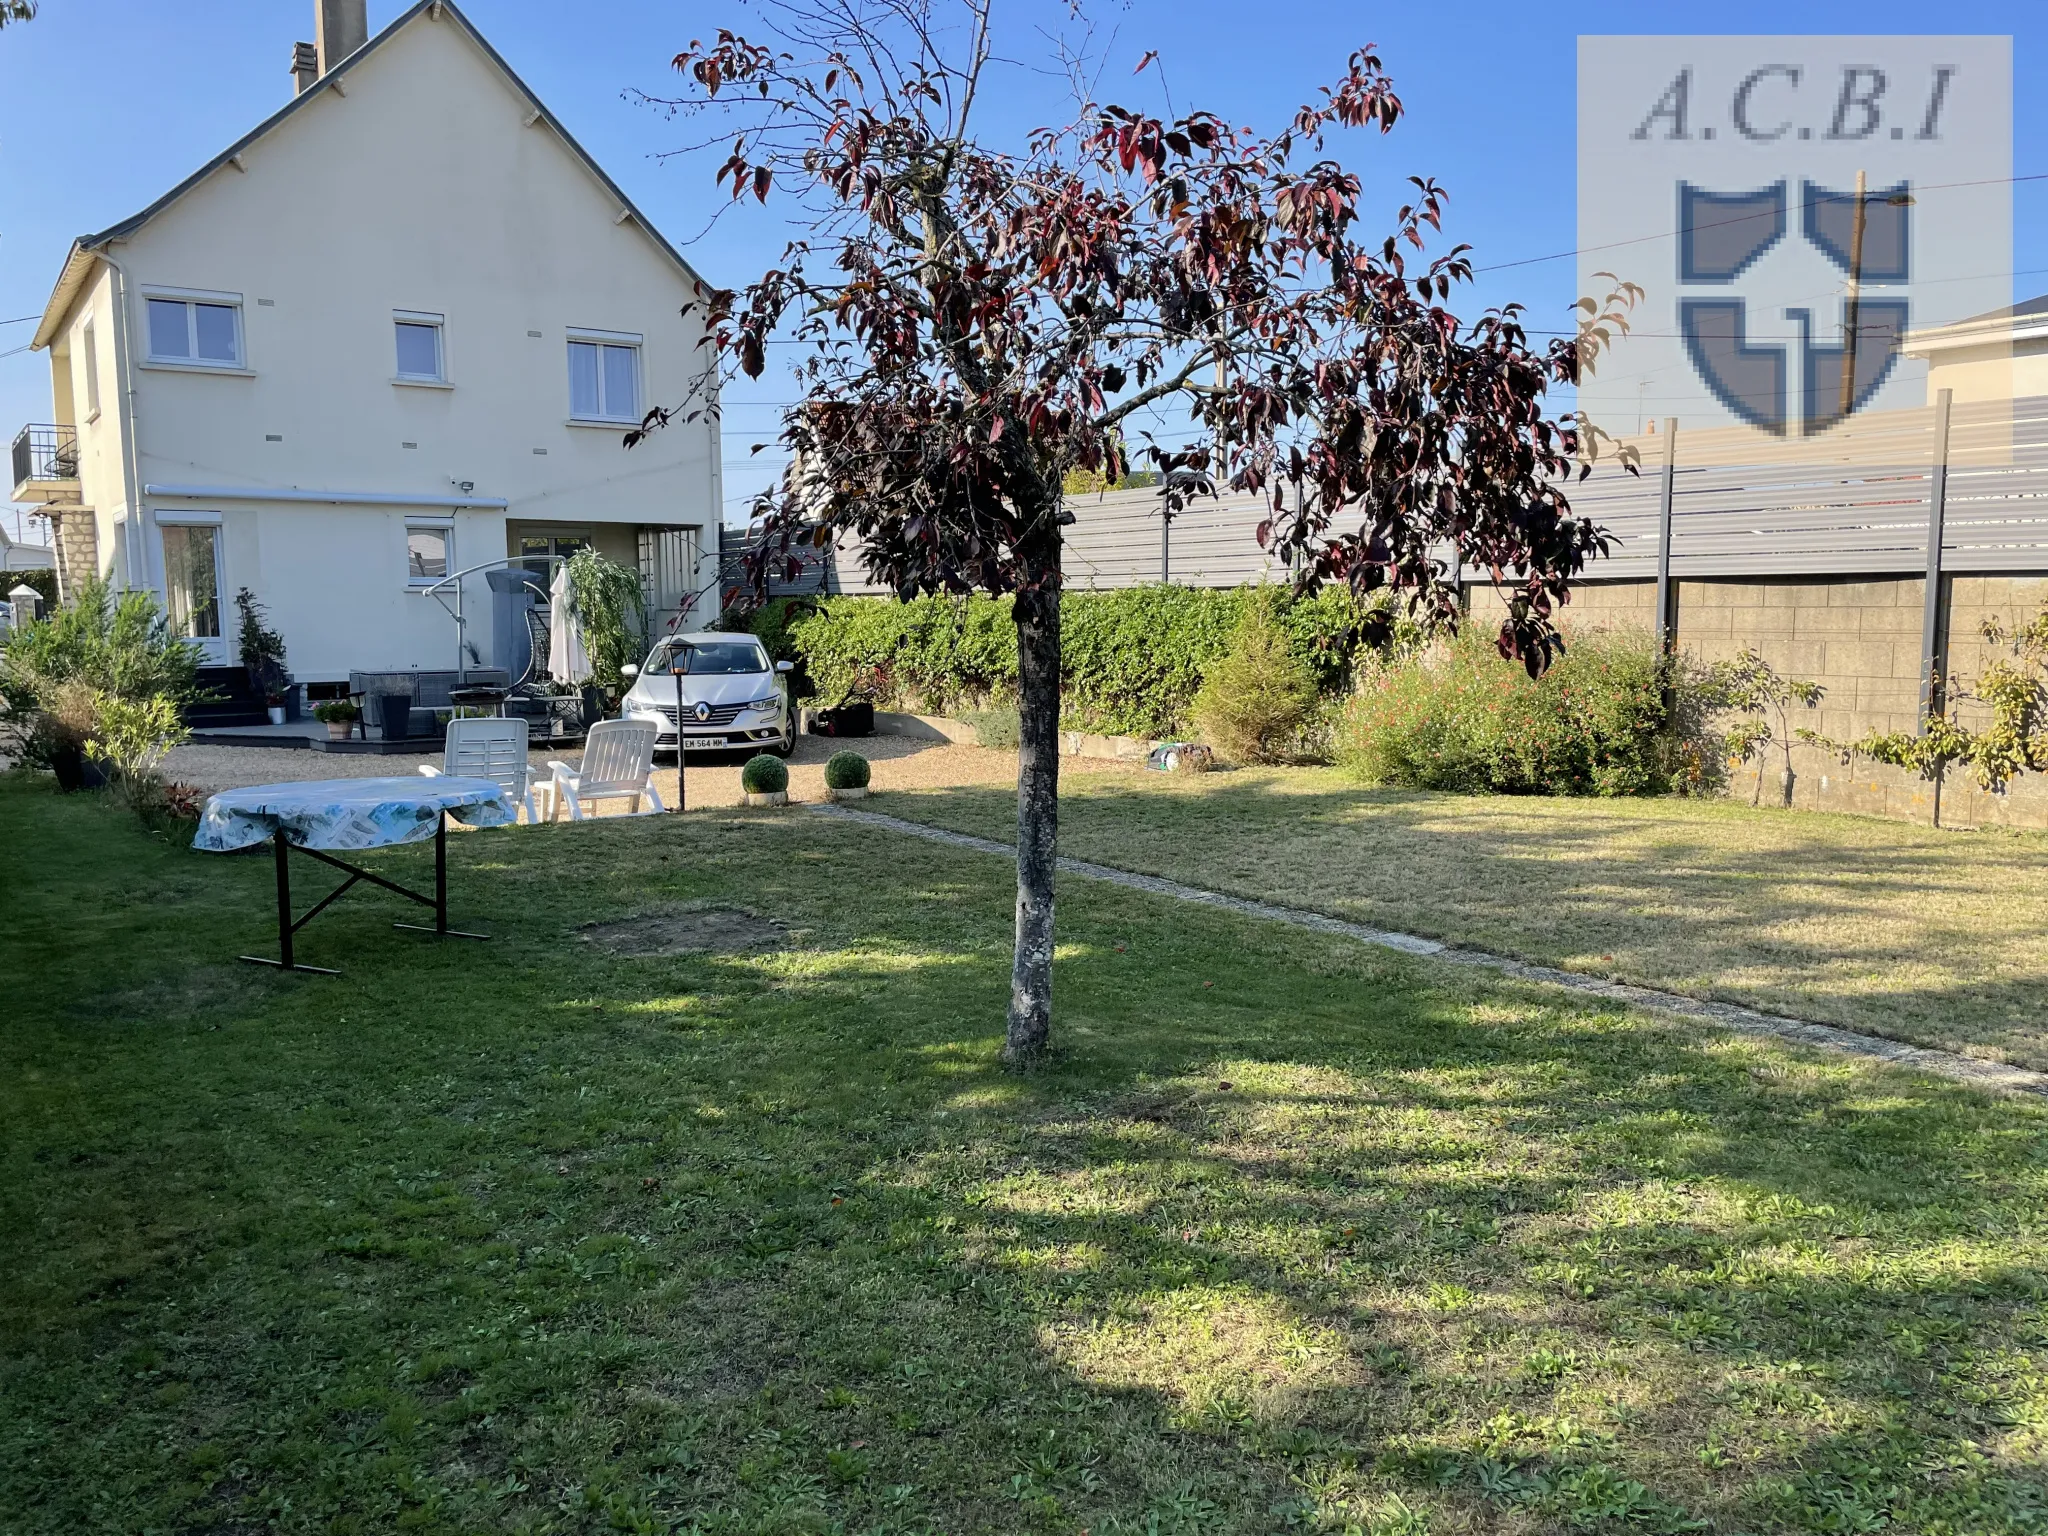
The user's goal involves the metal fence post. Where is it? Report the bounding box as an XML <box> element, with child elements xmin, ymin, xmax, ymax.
<box><xmin>1655</xmin><ymin>418</ymin><xmax>1679</xmax><ymax>650</ymax></box>
<box><xmin>1920</xmin><ymin>389</ymin><xmax>1954</xmax><ymax>830</ymax></box>
<box><xmin>1919</xmin><ymin>388</ymin><xmax>1954</xmax><ymax>723</ymax></box>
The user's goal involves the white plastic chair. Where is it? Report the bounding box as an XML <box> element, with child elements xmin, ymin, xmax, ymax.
<box><xmin>421</xmin><ymin>716</ymin><xmax>538</xmax><ymax>823</ymax></box>
<box><xmin>544</xmin><ymin>719</ymin><xmax>665</xmax><ymax>821</ymax></box>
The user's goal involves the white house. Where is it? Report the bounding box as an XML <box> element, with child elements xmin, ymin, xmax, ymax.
<box><xmin>11</xmin><ymin>0</ymin><xmax>723</xmax><ymax>685</ymax></box>
<box><xmin>1904</xmin><ymin>295</ymin><xmax>2048</xmax><ymax>405</ymax></box>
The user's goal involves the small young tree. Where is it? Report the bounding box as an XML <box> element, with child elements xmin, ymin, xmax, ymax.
<box><xmin>1857</xmin><ymin>606</ymin><xmax>2048</xmax><ymax>795</ymax></box>
<box><xmin>1713</xmin><ymin>649</ymin><xmax>1825</xmax><ymax>806</ymax></box>
<box><xmin>1193</xmin><ymin>594</ymin><xmax>1318</xmax><ymax>764</ymax></box>
<box><xmin>641</xmin><ymin>0</ymin><xmax>1636</xmax><ymax>1062</ymax></box>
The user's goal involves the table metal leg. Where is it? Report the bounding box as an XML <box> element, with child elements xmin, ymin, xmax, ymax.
<box><xmin>239</xmin><ymin>830</ymin><xmax>341</xmax><ymax>975</ymax></box>
<box><xmin>241</xmin><ymin>818</ymin><xmax>485</xmax><ymax>973</ymax></box>
<box><xmin>394</xmin><ymin>815</ymin><xmax>488</xmax><ymax>942</ymax></box>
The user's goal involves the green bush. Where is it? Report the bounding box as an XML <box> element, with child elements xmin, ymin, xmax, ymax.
<box><xmin>1192</xmin><ymin>592</ymin><xmax>1320</xmax><ymax>764</ymax></box>
<box><xmin>1339</xmin><ymin>626</ymin><xmax>1689</xmax><ymax>796</ymax></box>
<box><xmin>750</xmin><ymin>585</ymin><xmax>1396</xmax><ymax>741</ymax></box>
<box><xmin>564</xmin><ymin>549</ymin><xmax>647</xmax><ymax>692</ymax></box>
<box><xmin>740</xmin><ymin>753</ymin><xmax>789</xmax><ymax>795</ymax></box>
<box><xmin>956</xmin><ymin>707</ymin><xmax>1020</xmax><ymax>749</ymax></box>
<box><xmin>823</xmin><ymin>750</ymin><xmax>872</xmax><ymax>790</ymax></box>
<box><xmin>0</xmin><ymin>578</ymin><xmax>199</xmax><ymax>773</ymax></box>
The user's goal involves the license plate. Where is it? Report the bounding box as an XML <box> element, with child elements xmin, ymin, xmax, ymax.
<box><xmin>683</xmin><ymin>737</ymin><xmax>727</xmax><ymax>750</ymax></box>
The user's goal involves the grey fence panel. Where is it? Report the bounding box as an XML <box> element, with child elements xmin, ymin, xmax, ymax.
<box><xmin>719</xmin><ymin>394</ymin><xmax>2048</xmax><ymax>598</ymax></box>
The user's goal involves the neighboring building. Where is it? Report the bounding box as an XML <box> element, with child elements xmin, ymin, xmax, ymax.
<box><xmin>1903</xmin><ymin>294</ymin><xmax>2048</xmax><ymax>405</ymax></box>
<box><xmin>0</xmin><ymin>524</ymin><xmax>55</xmax><ymax>575</ymax></box>
<box><xmin>11</xmin><ymin>0</ymin><xmax>722</xmax><ymax>682</ymax></box>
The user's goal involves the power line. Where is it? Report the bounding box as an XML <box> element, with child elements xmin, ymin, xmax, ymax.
<box><xmin>1476</xmin><ymin>169</ymin><xmax>2048</xmax><ymax>274</ymax></box>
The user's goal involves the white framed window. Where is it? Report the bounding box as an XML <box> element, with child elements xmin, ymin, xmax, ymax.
<box><xmin>143</xmin><ymin>288</ymin><xmax>244</xmax><ymax>368</ymax></box>
<box><xmin>405</xmin><ymin>521</ymin><xmax>452</xmax><ymax>586</ymax></box>
<box><xmin>567</xmin><ymin>330</ymin><xmax>641</xmax><ymax>422</ymax></box>
<box><xmin>81</xmin><ymin>320</ymin><xmax>101</xmax><ymax>418</ymax></box>
<box><xmin>394</xmin><ymin>310</ymin><xmax>445</xmax><ymax>383</ymax></box>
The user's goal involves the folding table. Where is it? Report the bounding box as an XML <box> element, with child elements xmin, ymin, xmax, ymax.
<box><xmin>193</xmin><ymin>776</ymin><xmax>516</xmax><ymax>974</ymax></box>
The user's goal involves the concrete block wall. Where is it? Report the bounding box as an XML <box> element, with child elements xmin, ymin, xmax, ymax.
<box><xmin>1563</xmin><ymin>573</ymin><xmax>2048</xmax><ymax>830</ymax></box>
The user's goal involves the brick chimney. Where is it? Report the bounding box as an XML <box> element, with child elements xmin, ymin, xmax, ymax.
<box><xmin>314</xmin><ymin>0</ymin><xmax>368</xmax><ymax>77</ymax></box>
<box><xmin>290</xmin><ymin>39</ymin><xmax>319</xmax><ymax>95</ymax></box>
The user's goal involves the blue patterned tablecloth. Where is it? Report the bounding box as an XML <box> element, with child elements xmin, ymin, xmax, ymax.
<box><xmin>194</xmin><ymin>777</ymin><xmax>516</xmax><ymax>853</ymax></box>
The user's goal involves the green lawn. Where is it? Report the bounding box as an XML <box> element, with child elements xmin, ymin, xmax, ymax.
<box><xmin>877</xmin><ymin>766</ymin><xmax>2048</xmax><ymax>1072</ymax></box>
<box><xmin>5</xmin><ymin>775</ymin><xmax>2048</xmax><ymax>1535</ymax></box>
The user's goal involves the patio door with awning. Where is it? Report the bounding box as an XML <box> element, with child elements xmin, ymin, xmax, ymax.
<box><xmin>160</xmin><ymin>520</ymin><xmax>227</xmax><ymax>665</ymax></box>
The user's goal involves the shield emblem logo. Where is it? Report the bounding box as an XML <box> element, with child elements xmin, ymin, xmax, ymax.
<box><xmin>1678</xmin><ymin>177</ymin><xmax>1911</xmax><ymax>437</ymax></box>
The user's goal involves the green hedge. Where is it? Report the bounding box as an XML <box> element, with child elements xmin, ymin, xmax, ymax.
<box><xmin>739</xmin><ymin>586</ymin><xmax>1386</xmax><ymax>741</ymax></box>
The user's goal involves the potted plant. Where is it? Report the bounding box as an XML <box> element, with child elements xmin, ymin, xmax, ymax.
<box><xmin>235</xmin><ymin>588</ymin><xmax>292</xmax><ymax>718</ymax></box>
<box><xmin>740</xmin><ymin>752</ymin><xmax>790</xmax><ymax>807</ymax></box>
<box><xmin>823</xmin><ymin>749</ymin><xmax>871</xmax><ymax>801</ymax></box>
<box><xmin>312</xmin><ymin>698</ymin><xmax>360</xmax><ymax>741</ymax></box>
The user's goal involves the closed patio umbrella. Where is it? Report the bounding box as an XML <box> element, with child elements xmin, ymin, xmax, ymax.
<box><xmin>547</xmin><ymin>562</ymin><xmax>591</xmax><ymax>684</ymax></box>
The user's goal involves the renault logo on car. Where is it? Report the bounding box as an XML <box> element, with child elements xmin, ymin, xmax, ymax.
<box><xmin>692</xmin><ymin>700</ymin><xmax>711</xmax><ymax>722</ymax></box>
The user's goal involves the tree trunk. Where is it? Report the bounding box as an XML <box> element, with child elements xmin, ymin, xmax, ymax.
<box><xmin>1004</xmin><ymin>582</ymin><xmax>1061</xmax><ymax>1065</ymax></box>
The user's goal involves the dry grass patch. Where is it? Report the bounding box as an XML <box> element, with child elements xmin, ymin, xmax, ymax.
<box><xmin>883</xmin><ymin>765</ymin><xmax>2048</xmax><ymax>1069</ymax></box>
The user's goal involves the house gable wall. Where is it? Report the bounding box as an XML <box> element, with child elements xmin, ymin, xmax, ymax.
<box><xmin>74</xmin><ymin>7</ymin><xmax>720</xmax><ymax>677</ymax></box>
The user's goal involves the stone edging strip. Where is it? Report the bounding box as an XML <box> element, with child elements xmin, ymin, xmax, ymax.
<box><xmin>809</xmin><ymin>803</ymin><xmax>2048</xmax><ymax>1099</ymax></box>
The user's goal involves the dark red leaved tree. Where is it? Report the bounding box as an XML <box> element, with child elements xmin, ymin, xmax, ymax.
<box><xmin>636</xmin><ymin>0</ymin><xmax>1637</xmax><ymax>1064</ymax></box>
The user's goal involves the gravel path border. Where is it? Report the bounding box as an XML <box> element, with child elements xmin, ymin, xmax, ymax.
<box><xmin>811</xmin><ymin>803</ymin><xmax>2048</xmax><ymax>1099</ymax></box>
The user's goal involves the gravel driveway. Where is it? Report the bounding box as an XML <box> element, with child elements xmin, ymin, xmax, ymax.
<box><xmin>162</xmin><ymin>731</ymin><xmax>1118</xmax><ymax>814</ymax></box>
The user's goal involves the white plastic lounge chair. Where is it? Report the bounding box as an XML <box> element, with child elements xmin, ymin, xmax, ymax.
<box><xmin>543</xmin><ymin>719</ymin><xmax>664</xmax><ymax>821</ymax></box>
<box><xmin>421</xmin><ymin>716</ymin><xmax>538</xmax><ymax>823</ymax></box>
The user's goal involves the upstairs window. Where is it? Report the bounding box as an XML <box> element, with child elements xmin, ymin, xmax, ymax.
<box><xmin>394</xmin><ymin>312</ymin><xmax>445</xmax><ymax>382</ymax></box>
<box><xmin>567</xmin><ymin>332</ymin><xmax>640</xmax><ymax>422</ymax></box>
<box><xmin>145</xmin><ymin>293</ymin><xmax>243</xmax><ymax>367</ymax></box>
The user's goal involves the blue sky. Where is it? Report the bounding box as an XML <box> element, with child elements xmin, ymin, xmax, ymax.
<box><xmin>2</xmin><ymin>0</ymin><xmax>2041</xmax><ymax>539</ymax></box>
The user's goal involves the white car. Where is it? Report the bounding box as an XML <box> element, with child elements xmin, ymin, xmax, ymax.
<box><xmin>620</xmin><ymin>632</ymin><xmax>794</xmax><ymax>759</ymax></box>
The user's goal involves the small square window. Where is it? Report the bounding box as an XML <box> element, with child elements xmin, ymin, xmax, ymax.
<box><xmin>406</xmin><ymin>524</ymin><xmax>450</xmax><ymax>585</ymax></box>
<box><xmin>395</xmin><ymin>316</ymin><xmax>444</xmax><ymax>381</ymax></box>
<box><xmin>567</xmin><ymin>336</ymin><xmax>640</xmax><ymax>421</ymax></box>
<box><xmin>145</xmin><ymin>294</ymin><xmax>243</xmax><ymax>367</ymax></box>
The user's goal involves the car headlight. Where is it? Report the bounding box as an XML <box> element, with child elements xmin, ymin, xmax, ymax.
<box><xmin>743</xmin><ymin>694</ymin><xmax>782</xmax><ymax>713</ymax></box>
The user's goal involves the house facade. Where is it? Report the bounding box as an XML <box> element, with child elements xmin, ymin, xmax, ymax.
<box><xmin>11</xmin><ymin>0</ymin><xmax>723</xmax><ymax>683</ymax></box>
<box><xmin>1903</xmin><ymin>296</ymin><xmax>2048</xmax><ymax>406</ymax></box>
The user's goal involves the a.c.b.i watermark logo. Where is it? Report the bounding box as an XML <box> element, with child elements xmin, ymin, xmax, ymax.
<box><xmin>1578</xmin><ymin>37</ymin><xmax>2010</xmax><ymax>451</ymax></box>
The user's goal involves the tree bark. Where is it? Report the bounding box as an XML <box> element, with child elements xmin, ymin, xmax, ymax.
<box><xmin>1004</xmin><ymin>581</ymin><xmax>1061</xmax><ymax>1065</ymax></box>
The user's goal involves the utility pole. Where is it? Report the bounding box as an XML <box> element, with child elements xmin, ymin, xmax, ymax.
<box><xmin>1838</xmin><ymin>168</ymin><xmax>1868</xmax><ymax>423</ymax></box>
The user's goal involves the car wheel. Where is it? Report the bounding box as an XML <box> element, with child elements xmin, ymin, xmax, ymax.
<box><xmin>768</xmin><ymin>731</ymin><xmax>794</xmax><ymax>759</ymax></box>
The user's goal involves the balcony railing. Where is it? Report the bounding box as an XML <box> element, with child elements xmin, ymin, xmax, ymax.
<box><xmin>11</xmin><ymin>424</ymin><xmax>80</xmax><ymax>499</ymax></box>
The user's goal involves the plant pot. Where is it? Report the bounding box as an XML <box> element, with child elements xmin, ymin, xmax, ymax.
<box><xmin>745</xmin><ymin>790</ymin><xmax>789</xmax><ymax>807</ymax></box>
<box><xmin>827</xmin><ymin>785</ymin><xmax>869</xmax><ymax>801</ymax></box>
<box><xmin>266</xmin><ymin>706</ymin><xmax>287</xmax><ymax>726</ymax></box>
<box><xmin>49</xmin><ymin>744</ymin><xmax>108</xmax><ymax>793</ymax></box>
<box><xmin>325</xmin><ymin>721</ymin><xmax>353</xmax><ymax>741</ymax></box>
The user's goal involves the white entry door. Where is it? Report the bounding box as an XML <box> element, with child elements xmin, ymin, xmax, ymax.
<box><xmin>161</xmin><ymin>522</ymin><xmax>227</xmax><ymax>665</ymax></box>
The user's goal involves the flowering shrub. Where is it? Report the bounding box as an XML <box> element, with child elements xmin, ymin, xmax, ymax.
<box><xmin>1340</xmin><ymin>627</ymin><xmax>1697</xmax><ymax>796</ymax></box>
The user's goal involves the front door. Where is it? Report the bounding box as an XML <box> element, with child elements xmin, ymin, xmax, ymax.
<box><xmin>161</xmin><ymin>522</ymin><xmax>227</xmax><ymax>665</ymax></box>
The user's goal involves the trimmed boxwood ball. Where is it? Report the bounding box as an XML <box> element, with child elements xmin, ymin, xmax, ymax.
<box><xmin>823</xmin><ymin>750</ymin><xmax>872</xmax><ymax>790</ymax></box>
<box><xmin>740</xmin><ymin>753</ymin><xmax>789</xmax><ymax>795</ymax></box>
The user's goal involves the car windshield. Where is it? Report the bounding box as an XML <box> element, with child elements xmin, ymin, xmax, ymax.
<box><xmin>649</xmin><ymin>640</ymin><xmax>768</xmax><ymax>676</ymax></box>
